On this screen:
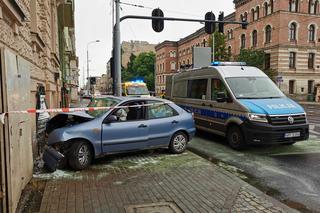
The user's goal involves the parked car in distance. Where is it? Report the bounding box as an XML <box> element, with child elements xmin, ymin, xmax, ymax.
<box><xmin>45</xmin><ymin>96</ymin><xmax>195</xmax><ymax>170</ymax></box>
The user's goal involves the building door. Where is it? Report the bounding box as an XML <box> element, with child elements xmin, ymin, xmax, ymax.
<box><xmin>289</xmin><ymin>80</ymin><xmax>295</xmax><ymax>94</ymax></box>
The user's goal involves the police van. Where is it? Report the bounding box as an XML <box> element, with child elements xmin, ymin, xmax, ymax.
<box><xmin>166</xmin><ymin>62</ymin><xmax>309</xmax><ymax>149</ymax></box>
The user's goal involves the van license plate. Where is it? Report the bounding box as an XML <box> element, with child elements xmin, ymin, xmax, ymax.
<box><xmin>284</xmin><ymin>132</ymin><xmax>300</xmax><ymax>138</ymax></box>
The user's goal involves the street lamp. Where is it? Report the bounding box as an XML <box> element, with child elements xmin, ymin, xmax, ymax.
<box><xmin>86</xmin><ymin>40</ymin><xmax>100</xmax><ymax>94</ymax></box>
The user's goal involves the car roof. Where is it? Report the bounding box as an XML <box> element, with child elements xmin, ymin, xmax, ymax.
<box><xmin>93</xmin><ymin>95</ymin><xmax>171</xmax><ymax>103</ymax></box>
<box><xmin>211</xmin><ymin>66</ymin><xmax>267</xmax><ymax>78</ymax></box>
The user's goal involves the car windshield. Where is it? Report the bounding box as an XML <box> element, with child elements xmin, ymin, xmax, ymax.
<box><xmin>126</xmin><ymin>86</ymin><xmax>149</xmax><ymax>95</ymax></box>
<box><xmin>226</xmin><ymin>77</ymin><xmax>285</xmax><ymax>99</ymax></box>
<box><xmin>87</xmin><ymin>97</ymin><xmax>120</xmax><ymax>117</ymax></box>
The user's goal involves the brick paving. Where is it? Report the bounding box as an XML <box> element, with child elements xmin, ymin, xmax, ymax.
<box><xmin>34</xmin><ymin>150</ymin><xmax>297</xmax><ymax>213</ymax></box>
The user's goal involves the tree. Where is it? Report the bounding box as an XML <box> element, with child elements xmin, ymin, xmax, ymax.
<box><xmin>208</xmin><ymin>32</ymin><xmax>230</xmax><ymax>61</ymax></box>
<box><xmin>121</xmin><ymin>51</ymin><xmax>156</xmax><ymax>91</ymax></box>
<box><xmin>237</xmin><ymin>48</ymin><xmax>277</xmax><ymax>80</ymax></box>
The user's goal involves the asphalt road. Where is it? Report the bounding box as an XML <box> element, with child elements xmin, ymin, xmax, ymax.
<box><xmin>302</xmin><ymin>104</ymin><xmax>320</xmax><ymax>136</ymax></box>
<box><xmin>191</xmin><ymin>129</ymin><xmax>320</xmax><ymax>212</ymax></box>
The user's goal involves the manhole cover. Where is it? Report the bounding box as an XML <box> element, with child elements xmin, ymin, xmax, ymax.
<box><xmin>125</xmin><ymin>202</ymin><xmax>183</xmax><ymax>213</ymax></box>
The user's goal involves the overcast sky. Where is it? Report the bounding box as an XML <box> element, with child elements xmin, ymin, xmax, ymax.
<box><xmin>75</xmin><ymin>0</ymin><xmax>235</xmax><ymax>87</ymax></box>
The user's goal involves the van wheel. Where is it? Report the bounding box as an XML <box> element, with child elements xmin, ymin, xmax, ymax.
<box><xmin>68</xmin><ymin>141</ymin><xmax>93</xmax><ymax>170</ymax></box>
<box><xmin>169</xmin><ymin>132</ymin><xmax>188</xmax><ymax>154</ymax></box>
<box><xmin>227</xmin><ymin>126</ymin><xmax>245</xmax><ymax>150</ymax></box>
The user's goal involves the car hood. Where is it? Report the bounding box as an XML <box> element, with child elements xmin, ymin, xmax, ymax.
<box><xmin>46</xmin><ymin>111</ymin><xmax>94</xmax><ymax>134</ymax></box>
<box><xmin>238</xmin><ymin>98</ymin><xmax>305</xmax><ymax>115</ymax></box>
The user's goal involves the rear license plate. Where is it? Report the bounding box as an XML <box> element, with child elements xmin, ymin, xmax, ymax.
<box><xmin>284</xmin><ymin>132</ymin><xmax>300</xmax><ymax>138</ymax></box>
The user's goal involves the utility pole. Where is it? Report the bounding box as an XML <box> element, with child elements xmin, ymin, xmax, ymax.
<box><xmin>86</xmin><ymin>48</ymin><xmax>89</xmax><ymax>93</ymax></box>
<box><xmin>212</xmin><ymin>33</ymin><xmax>215</xmax><ymax>62</ymax></box>
<box><xmin>114</xmin><ymin>0</ymin><xmax>121</xmax><ymax>96</ymax></box>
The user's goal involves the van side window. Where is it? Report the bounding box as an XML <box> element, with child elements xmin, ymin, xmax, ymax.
<box><xmin>173</xmin><ymin>81</ymin><xmax>188</xmax><ymax>98</ymax></box>
<box><xmin>187</xmin><ymin>79</ymin><xmax>208</xmax><ymax>99</ymax></box>
<box><xmin>211</xmin><ymin>79</ymin><xmax>227</xmax><ymax>101</ymax></box>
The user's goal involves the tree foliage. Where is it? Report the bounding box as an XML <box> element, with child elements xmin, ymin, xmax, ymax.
<box><xmin>122</xmin><ymin>51</ymin><xmax>156</xmax><ymax>91</ymax></box>
<box><xmin>208</xmin><ymin>32</ymin><xmax>230</xmax><ymax>61</ymax></box>
<box><xmin>237</xmin><ymin>48</ymin><xmax>277</xmax><ymax>80</ymax></box>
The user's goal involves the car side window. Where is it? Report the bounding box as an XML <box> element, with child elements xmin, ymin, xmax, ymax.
<box><xmin>211</xmin><ymin>79</ymin><xmax>227</xmax><ymax>101</ymax></box>
<box><xmin>147</xmin><ymin>101</ymin><xmax>178</xmax><ymax>119</ymax></box>
<box><xmin>111</xmin><ymin>101</ymin><xmax>145</xmax><ymax>122</ymax></box>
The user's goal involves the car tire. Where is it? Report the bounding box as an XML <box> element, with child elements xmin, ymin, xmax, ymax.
<box><xmin>227</xmin><ymin>126</ymin><xmax>245</xmax><ymax>150</ymax></box>
<box><xmin>68</xmin><ymin>141</ymin><xmax>93</xmax><ymax>170</ymax></box>
<box><xmin>169</xmin><ymin>131</ymin><xmax>188</xmax><ymax>154</ymax></box>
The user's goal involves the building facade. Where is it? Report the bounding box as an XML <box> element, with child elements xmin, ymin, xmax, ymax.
<box><xmin>121</xmin><ymin>40</ymin><xmax>156</xmax><ymax>68</ymax></box>
<box><xmin>155</xmin><ymin>28</ymin><xmax>210</xmax><ymax>94</ymax></box>
<box><xmin>0</xmin><ymin>0</ymin><xmax>78</xmax><ymax>212</ymax></box>
<box><xmin>225</xmin><ymin>0</ymin><xmax>320</xmax><ymax>100</ymax></box>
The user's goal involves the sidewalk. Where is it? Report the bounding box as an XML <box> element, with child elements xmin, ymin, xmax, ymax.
<box><xmin>33</xmin><ymin>150</ymin><xmax>296</xmax><ymax>213</ymax></box>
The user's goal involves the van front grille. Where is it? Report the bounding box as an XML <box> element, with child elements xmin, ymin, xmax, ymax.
<box><xmin>268</xmin><ymin>114</ymin><xmax>306</xmax><ymax>126</ymax></box>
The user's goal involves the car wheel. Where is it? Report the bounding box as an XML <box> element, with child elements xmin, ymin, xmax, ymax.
<box><xmin>68</xmin><ymin>141</ymin><xmax>93</xmax><ymax>170</ymax></box>
<box><xmin>227</xmin><ymin>126</ymin><xmax>245</xmax><ymax>150</ymax></box>
<box><xmin>169</xmin><ymin>132</ymin><xmax>188</xmax><ymax>154</ymax></box>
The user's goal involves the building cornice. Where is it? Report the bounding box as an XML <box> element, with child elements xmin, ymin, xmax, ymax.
<box><xmin>155</xmin><ymin>41</ymin><xmax>178</xmax><ymax>50</ymax></box>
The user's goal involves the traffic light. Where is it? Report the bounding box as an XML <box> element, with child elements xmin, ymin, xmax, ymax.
<box><xmin>90</xmin><ymin>77</ymin><xmax>96</xmax><ymax>85</ymax></box>
<box><xmin>152</xmin><ymin>8</ymin><xmax>164</xmax><ymax>32</ymax></box>
<box><xmin>205</xmin><ymin>12</ymin><xmax>215</xmax><ymax>34</ymax></box>
<box><xmin>218</xmin><ymin>12</ymin><xmax>224</xmax><ymax>33</ymax></box>
<box><xmin>241</xmin><ymin>20</ymin><xmax>248</xmax><ymax>29</ymax></box>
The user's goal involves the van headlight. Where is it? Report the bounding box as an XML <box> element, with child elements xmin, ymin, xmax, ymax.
<box><xmin>248</xmin><ymin>113</ymin><xmax>268</xmax><ymax>123</ymax></box>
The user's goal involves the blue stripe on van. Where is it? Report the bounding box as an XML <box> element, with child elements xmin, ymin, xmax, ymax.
<box><xmin>179</xmin><ymin>105</ymin><xmax>246</xmax><ymax>121</ymax></box>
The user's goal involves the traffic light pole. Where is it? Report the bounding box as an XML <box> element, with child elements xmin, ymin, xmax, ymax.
<box><xmin>114</xmin><ymin>0</ymin><xmax>121</xmax><ymax>96</ymax></box>
<box><xmin>113</xmin><ymin>11</ymin><xmax>247</xmax><ymax>97</ymax></box>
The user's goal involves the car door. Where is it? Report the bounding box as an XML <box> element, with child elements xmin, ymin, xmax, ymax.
<box><xmin>146</xmin><ymin>101</ymin><xmax>180</xmax><ymax>148</ymax></box>
<box><xmin>101</xmin><ymin>101</ymin><xmax>149</xmax><ymax>153</ymax></box>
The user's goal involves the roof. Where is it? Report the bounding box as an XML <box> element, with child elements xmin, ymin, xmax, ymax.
<box><xmin>93</xmin><ymin>95</ymin><xmax>171</xmax><ymax>103</ymax></box>
<box><xmin>214</xmin><ymin>66</ymin><xmax>268</xmax><ymax>78</ymax></box>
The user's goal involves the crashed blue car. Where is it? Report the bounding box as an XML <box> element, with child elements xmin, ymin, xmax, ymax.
<box><xmin>45</xmin><ymin>96</ymin><xmax>195</xmax><ymax>170</ymax></box>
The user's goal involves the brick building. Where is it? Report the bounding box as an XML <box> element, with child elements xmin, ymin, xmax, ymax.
<box><xmin>225</xmin><ymin>0</ymin><xmax>320</xmax><ymax>100</ymax></box>
<box><xmin>155</xmin><ymin>28</ymin><xmax>210</xmax><ymax>94</ymax></box>
<box><xmin>156</xmin><ymin>0</ymin><xmax>320</xmax><ymax>100</ymax></box>
<box><xmin>122</xmin><ymin>40</ymin><xmax>156</xmax><ymax>68</ymax></box>
<box><xmin>0</xmin><ymin>0</ymin><xmax>77</xmax><ymax>212</ymax></box>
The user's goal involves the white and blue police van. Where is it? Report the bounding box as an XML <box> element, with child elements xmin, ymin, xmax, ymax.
<box><xmin>166</xmin><ymin>62</ymin><xmax>309</xmax><ymax>149</ymax></box>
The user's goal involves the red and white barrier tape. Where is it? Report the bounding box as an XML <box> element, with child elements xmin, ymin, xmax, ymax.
<box><xmin>0</xmin><ymin>102</ymin><xmax>171</xmax><ymax>124</ymax></box>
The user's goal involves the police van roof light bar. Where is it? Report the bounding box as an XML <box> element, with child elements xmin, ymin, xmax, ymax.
<box><xmin>211</xmin><ymin>61</ymin><xmax>247</xmax><ymax>66</ymax></box>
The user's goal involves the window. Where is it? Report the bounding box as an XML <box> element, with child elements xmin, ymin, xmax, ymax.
<box><xmin>308</xmin><ymin>80</ymin><xmax>315</xmax><ymax>94</ymax></box>
<box><xmin>251</xmin><ymin>8</ymin><xmax>255</xmax><ymax>21</ymax></box>
<box><xmin>241</xmin><ymin>34</ymin><xmax>246</xmax><ymax>49</ymax></box>
<box><xmin>289</xmin><ymin>52</ymin><xmax>296</xmax><ymax>68</ymax></box>
<box><xmin>244</xmin><ymin>12</ymin><xmax>248</xmax><ymax>21</ymax></box>
<box><xmin>265</xmin><ymin>25</ymin><xmax>272</xmax><ymax>43</ymax></box>
<box><xmin>147</xmin><ymin>102</ymin><xmax>177</xmax><ymax>119</ymax></box>
<box><xmin>309</xmin><ymin>0</ymin><xmax>319</xmax><ymax>14</ymax></box>
<box><xmin>265</xmin><ymin>53</ymin><xmax>271</xmax><ymax>69</ymax></box>
<box><xmin>264</xmin><ymin>2</ymin><xmax>269</xmax><ymax>16</ymax></box>
<box><xmin>308</xmin><ymin>53</ymin><xmax>315</xmax><ymax>69</ymax></box>
<box><xmin>169</xmin><ymin>51</ymin><xmax>176</xmax><ymax>57</ymax></box>
<box><xmin>289</xmin><ymin>0</ymin><xmax>299</xmax><ymax>12</ymax></box>
<box><xmin>230</xmin><ymin>29</ymin><xmax>233</xmax><ymax>39</ymax></box>
<box><xmin>256</xmin><ymin>6</ymin><xmax>260</xmax><ymax>19</ymax></box>
<box><xmin>309</xmin><ymin>25</ymin><xmax>315</xmax><ymax>42</ymax></box>
<box><xmin>252</xmin><ymin>30</ymin><xmax>258</xmax><ymax>47</ymax></box>
<box><xmin>240</xmin><ymin>14</ymin><xmax>243</xmax><ymax>22</ymax></box>
<box><xmin>173</xmin><ymin>81</ymin><xmax>188</xmax><ymax>98</ymax></box>
<box><xmin>211</xmin><ymin>79</ymin><xmax>227</xmax><ymax>101</ymax></box>
<box><xmin>88</xmin><ymin>98</ymin><xmax>120</xmax><ymax>118</ymax></box>
<box><xmin>170</xmin><ymin>61</ymin><xmax>176</xmax><ymax>70</ymax></box>
<box><xmin>228</xmin><ymin>46</ymin><xmax>232</xmax><ymax>56</ymax></box>
<box><xmin>112</xmin><ymin>101</ymin><xmax>145</xmax><ymax>122</ymax></box>
<box><xmin>289</xmin><ymin>80</ymin><xmax>295</xmax><ymax>94</ymax></box>
<box><xmin>289</xmin><ymin>22</ymin><xmax>297</xmax><ymax>41</ymax></box>
<box><xmin>270</xmin><ymin>0</ymin><xmax>274</xmax><ymax>13</ymax></box>
<box><xmin>187</xmin><ymin>79</ymin><xmax>208</xmax><ymax>99</ymax></box>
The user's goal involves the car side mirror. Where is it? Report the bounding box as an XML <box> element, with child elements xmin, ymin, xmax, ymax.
<box><xmin>104</xmin><ymin>115</ymin><xmax>118</xmax><ymax>124</ymax></box>
<box><xmin>216</xmin><ymin>92</ymin><xmax>226</xmax><ymax>103</ymax></box>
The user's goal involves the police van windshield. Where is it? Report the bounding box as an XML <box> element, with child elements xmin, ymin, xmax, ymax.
<box><xmin>226</xmin><ymin>77</ymin><xmax>285</xmax><ymax>99</ymax></box>
<box><xmin>127</xmin><ymin>86</ymin><xmax>149</xmax><ymax>95</ymax></box>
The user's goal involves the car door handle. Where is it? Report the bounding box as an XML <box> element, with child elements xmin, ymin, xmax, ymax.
<box><xmin>138</xmin><ymin>124</ymin><xmax>148</xmax><ymax>128</ymax></box>
<box><xmin>172</xmin><ymin>120</ymin><xmax>179</xmax><ymax>124</ymax></box>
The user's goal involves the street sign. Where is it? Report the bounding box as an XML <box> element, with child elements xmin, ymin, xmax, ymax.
<box><xmin>276</xmin><ymin>76</ymin><xmax>283</xmax><ymax>83</ymax></box>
